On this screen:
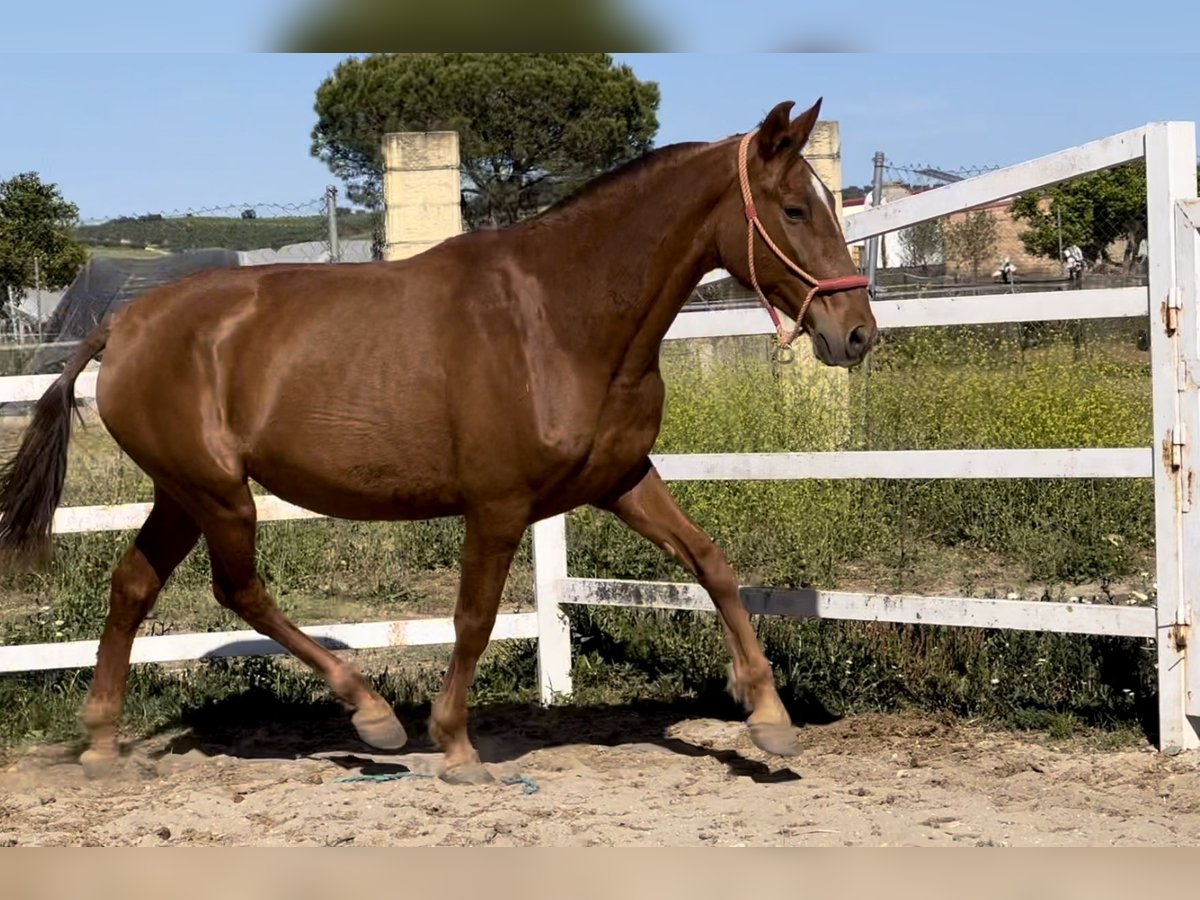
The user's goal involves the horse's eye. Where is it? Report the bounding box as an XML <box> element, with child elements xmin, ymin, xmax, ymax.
<box><xmin>784</xmin><ymin>207</ymin><xmax>806</xmax><ymax>222</ymax></box>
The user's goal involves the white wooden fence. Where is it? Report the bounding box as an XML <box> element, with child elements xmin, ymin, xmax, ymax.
<box><xmin>537</xmin><ymin>120</ymin><xmax>1200</xmax><ymax>754</ymax></box>
<box><xmin>2</xmin><ymin>121</ymin><xmax>1198</xmax><ymax>752</ymax></box>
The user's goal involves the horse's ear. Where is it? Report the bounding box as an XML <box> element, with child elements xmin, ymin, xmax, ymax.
<box><xmin>788</xmin><ymin>97</ymin><xmax>823</xmax><ymax>151</ymax></box>
<box><xmin>755</xmin><ymin>100</ymin><xmax>796</xmax><ymax>162</ymax></box>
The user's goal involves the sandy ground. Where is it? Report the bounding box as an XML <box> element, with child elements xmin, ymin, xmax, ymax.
<box><xmin>2</xmin><ymin>707</ymin><xmax>1199</xmax><ymax>847</ymax></box>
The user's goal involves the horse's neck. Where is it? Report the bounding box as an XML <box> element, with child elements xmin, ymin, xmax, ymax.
<box><xmin>528</xmin><ymin>142</ymin><xmax>734</xmax><ymax>375</ymax></box>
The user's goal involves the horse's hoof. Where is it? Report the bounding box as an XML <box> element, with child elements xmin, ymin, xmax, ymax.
<box><xmin>80</xmin><ymin>748</ymin><xmax>120</xmax><ymax>780</ymax></box>
<box><xmin>440</xmin><ymin>763</ymin><xmax>496</xmax><ymax>786</ymax></box>
<box><xmin>351</xmin><ymin>705</ymin><xmax>408</xmax><ymax>750</ymax></box>
<box><xmin>748</xmin><ymin>722</ymin><xmax>804</xmax><ymax>757</ymax></box>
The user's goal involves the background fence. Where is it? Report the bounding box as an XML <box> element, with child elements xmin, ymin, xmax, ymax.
<box><xmin>850</xmin><ymin>155</ymin><xmax>1160</xmax><ymax>296</ymax></box>
<box><xmin>0</xmin><ymin>123</ymin><xmax>1197</xmax><ymax>753</ymax></box>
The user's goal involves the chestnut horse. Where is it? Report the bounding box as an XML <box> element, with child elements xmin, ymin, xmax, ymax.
<box><xmin>0</xmin><ymin>98</ymin><xmax>876</xmax><ymax>784</ymax></box>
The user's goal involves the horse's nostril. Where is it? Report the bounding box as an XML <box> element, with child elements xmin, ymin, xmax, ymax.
<box><xmin>848</xmin><ymin>325</ymin><xmax>870</xmax><ymax>353</ymax></box>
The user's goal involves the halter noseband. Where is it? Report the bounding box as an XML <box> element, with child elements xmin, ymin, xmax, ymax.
<box><xmin>737</xmin><ymin>129</ymin><xmax>870</xmax><ymax>348</ymax></box>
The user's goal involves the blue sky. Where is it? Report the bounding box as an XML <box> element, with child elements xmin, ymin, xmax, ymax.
<box><xmin>1</xmin><ymin>45</ymin><xmax>1198</xmax><ymax>220</ymax></box>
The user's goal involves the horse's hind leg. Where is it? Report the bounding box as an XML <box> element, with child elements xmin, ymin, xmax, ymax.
<box><xmin>81</xmin><ymin>488</ymin><xmax>200</xmax><ymax>778</ymax></box>
<box><xmin>191</xmin><ymin>484</ymin><xmax>407</xmax><ymax>750</ymax></box>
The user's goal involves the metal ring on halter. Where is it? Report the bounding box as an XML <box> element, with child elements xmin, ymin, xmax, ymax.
<box><xmin>771</xmin><ymin>343</ymin><xmax>795</xmax><ymax>365</ymax></box>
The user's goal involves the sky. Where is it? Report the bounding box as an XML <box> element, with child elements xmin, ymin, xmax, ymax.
<box><xmin>0</xmin><ymin>1</ymin><xmax>1198</xmax><ymax>221</ymax></box>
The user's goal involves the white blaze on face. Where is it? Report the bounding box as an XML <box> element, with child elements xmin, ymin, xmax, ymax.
<box><xmin>808</xmin><ymin>168</ymin><xmax>836</xmax><ymax>223</ymax></box>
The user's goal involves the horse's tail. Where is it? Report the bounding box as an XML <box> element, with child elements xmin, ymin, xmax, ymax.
<box><xmin>0</xmin><ymin>318</ymin><xmax>112</xmax><ymax>570</ymax></box>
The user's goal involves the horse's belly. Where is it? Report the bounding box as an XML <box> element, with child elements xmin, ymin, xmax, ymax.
<box><xmin>246</xmin><ymin>410</ymin><xmax>463</xmax><ymax>521</ymax></box>
<box><xmin>249</xmin><ymin>459</ymin><xmax>462</xmax><ymax>522</ymax></box>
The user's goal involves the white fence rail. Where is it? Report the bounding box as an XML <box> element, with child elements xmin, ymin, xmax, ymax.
<box><xmin>1</xmin><ymin>121</ymin><xmax>1198</xmax><ymax>751</ymax></box>
<box><xmin>840</xmin><ymin>124</ymin><xmax>1153</xmax><ymax>244</ymax></box>
<box><xmin>0</xmin><ymin>614</ymin><xmax>540</xmax><ymax>674</ymax></box>
<box><xmin>2</xmin><ymin>289</ymin><xmax>1148</xmax><ymax>404</ymax></box>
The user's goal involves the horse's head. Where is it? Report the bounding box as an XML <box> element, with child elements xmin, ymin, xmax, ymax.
<box><xmin>715</xmin><ymin>98</ymin><xmax>878</xmax><ymax>367</ymax></box>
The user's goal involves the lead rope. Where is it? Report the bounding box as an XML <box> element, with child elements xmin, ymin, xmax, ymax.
<box><xmin>736</xmin><ymin>130</ymin><xmax>870</xmax><ymax>349</ymax></box>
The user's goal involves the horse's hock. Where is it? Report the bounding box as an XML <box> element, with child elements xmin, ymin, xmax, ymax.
<box><xmin>382</xmin><ymin>131</ymin><xmax>464</xmax><ymax>261</ymax></box>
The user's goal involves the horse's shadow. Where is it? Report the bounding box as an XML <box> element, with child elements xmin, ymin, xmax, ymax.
<box><xmin>148</xmin><ymin>689</ymin><xmax>841</xmax><ymax>785</ymax></box>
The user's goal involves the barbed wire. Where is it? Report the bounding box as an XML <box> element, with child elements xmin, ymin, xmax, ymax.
<box><xmin>883</xmin><ymin>156</ymin><xmax>1200</xmax><ymax>181</ymax></box>
<box><xmin>68</xmin><ymin>195</ymin><xmax>382</xmax><ymax>264</ymax></box>
<box><xmin>74</xmin><ymin>198</ymin><xmax>331</xmax><ymax>255</ymax></box>
<box><xmin>882</xmin><ymin>162</ymin><xmax>1004</xmax><ymax>187</ymax></box>
<box><xmin>77</xmin><ymin>198</ymin><xmax>328</xmax><ymax>226</ymax></box>
<box><xmin>3</xmin><ymin>193</ymin><xmax>389</xmax><ymax>354</ymax></box>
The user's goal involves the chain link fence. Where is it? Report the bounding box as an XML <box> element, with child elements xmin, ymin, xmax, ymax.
<box><xmin>863</xmin><ymin>158</ymin><xmax>1161</xmax><ymax>298</ymax></box>
<box><xmin>820</xmin><ymin>154</ymin><xmax>1159</xmax><ymax>606</ymax></box>
<box><xmin>654</xmin><ymin>151</ymin><xmax>1174</xmax><ymax>615</ymax></box>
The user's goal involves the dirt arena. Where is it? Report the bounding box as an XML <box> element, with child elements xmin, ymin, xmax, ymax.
<box><xmin>2</xmin><ymin>707</ymin><xmax>1198</xmax><ymax>847</ymax></box>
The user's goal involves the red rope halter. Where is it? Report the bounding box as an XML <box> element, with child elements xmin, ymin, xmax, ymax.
<box><xmin>737</xmin><ymin>130</ymin><xmax>870</xmax><ymax>348</ymax></box>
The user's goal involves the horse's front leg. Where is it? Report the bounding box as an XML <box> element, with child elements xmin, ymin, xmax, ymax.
<box><xmin>428</xmin><ymin>505</ymin><xmax>526</xmax><ymax>784</ymax></box>
<box><xmin>597</xmin><ymin>463</ymin><xmax>802</xmax><ymax>756</ymax></box>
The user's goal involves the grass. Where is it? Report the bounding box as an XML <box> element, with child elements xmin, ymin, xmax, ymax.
<box><xmin>0</xmin><ymin>319</ymin><xmax>1165</xmax><ymax>752</ymax></box>
<box><xmin>86</xmin><ymin>246</ymin><xmax>172</xmax><ymax>260</ymax></box>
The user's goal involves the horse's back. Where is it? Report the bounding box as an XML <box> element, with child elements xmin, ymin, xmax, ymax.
<box><xmin>92</xmin><ymin>245</ymin><xmax>549</xmax><ymax>516</ymax></box>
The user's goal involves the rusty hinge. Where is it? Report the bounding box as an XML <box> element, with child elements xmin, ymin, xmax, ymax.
<box><xmin>1165</xmin><ymin>425</ymin><xmax>1193</xmax><ymax>513</ymax></box>
<box><xmin>1167</xmin><ymin>424</ymin><xmax>1187</xmax><ymax>469</ymax></box>
<box><xmin>1171</xmin><ymin>622</ymin><xmax>1188</xmax><ymax>652</ymax></box>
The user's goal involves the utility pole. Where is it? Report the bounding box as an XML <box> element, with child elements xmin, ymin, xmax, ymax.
<box><xmin>1057</xmin><ymin>205</ymin><xmax>1065</xmax><ymax>276</ymax></box>
<box><xmin>866</xmin><ymin>151</ymin><xmax>885</xmax><ymax>295</ymax></box>
<box><xmin>33</xmin><ymin>253</ymin><xmax>41</xmax><ymax>324</ymax></box>
<box><xmin>325</xmin><ymin>185</ymin><xmax>341</xmax><ymax>263</ymax></box>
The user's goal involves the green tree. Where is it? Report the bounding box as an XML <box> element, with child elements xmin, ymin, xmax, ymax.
<box><xmin>899</xmin><ymin>219</ymin><xmax>944</xmax><ymax>272</ymax></box>
<box><xmin>1011</xmin><ymin>162</ymin><xmax>1149</xmax><ymax>268</ymax></box>
<box><xmin>310</xmin><ymin>53</ymin><xmax>660</xmax><ymax>229</ymax></box>
<box><xmin>943</xmin><ymin>209</ymin><xmax>998</xmax><ymax>280</ymax></box>
<box><xmin>0</xmin><ymin>173</ymin><xmax>88</xmax><ymax>327</ymax></box>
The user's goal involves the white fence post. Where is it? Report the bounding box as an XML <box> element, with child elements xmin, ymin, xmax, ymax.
<box><xmin>532</xmin><ymin>514</ymin><xmax>573</xmax><ymax>704</ymax></box>
<box><xmin>1177</xmin><ymin>198</ymin><xmax>1200</xmax><ymax>728</ymax></box>
<box><xmin>1146</xmin><ymin>122</ymin><xmax>1200</xmax><ymax>752</ymax></box>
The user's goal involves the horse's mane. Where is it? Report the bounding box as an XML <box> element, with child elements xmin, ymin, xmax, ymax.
<box><xmin>530</xmin><ymin>141</ymin><xmax>711</xmax><ymax>221</ymax></box>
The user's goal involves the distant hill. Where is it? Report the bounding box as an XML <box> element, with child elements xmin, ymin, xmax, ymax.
<box><xmin>73</xmin><ymin>211</ymin><xmax>377</xmax><ymax>253</ymax></box>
